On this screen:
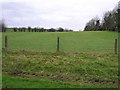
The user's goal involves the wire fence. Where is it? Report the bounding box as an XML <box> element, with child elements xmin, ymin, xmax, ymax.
<box><xmin>3</xmin><ymin>35</ymin><xmax>118</xmax><ymax>54</ymax></box>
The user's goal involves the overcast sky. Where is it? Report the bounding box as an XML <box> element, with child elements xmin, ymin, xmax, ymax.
<box><xmin>1</xmin><ymin>0</ymin><xmax>119</xmax><ymax>31</ymax></box>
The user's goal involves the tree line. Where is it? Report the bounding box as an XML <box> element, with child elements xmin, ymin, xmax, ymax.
<box><xmin>13</xmin><ymin>27</ymin><xmax>73</xmax><ymax>32</ymax></box>
<box><xmin>0</xmin><ymin>22</ymin><xmax>73</xmax><ymax>32</ymax></box>
<box><xmin>84</xmin><ymin>4</ymin><xmax>119</xmax><ymax>32</ymax></box>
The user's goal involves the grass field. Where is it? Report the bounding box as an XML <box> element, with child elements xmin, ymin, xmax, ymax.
<box><xmin>2</xmin><ymin>31</ymin><xmax>117</xmax><ymax>53</ymax></box>
<box><xmin>2</xmin><ymin>31</ymin><xmax>118</xmax><ymax>88</ymax></box>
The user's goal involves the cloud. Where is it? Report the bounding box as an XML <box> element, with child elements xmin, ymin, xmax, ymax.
<box><xmin>1</xmin><ymin>0</ymin><xmax>119</xmax><ymax>31</ymax></box>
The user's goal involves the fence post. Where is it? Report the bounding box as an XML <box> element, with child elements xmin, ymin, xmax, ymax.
<box><xmin>57</xmin><ymin>37</ymin><xmax>60</xmax><ymax>52</ymax></box>
<box><xmin>5</xmin><ymin>35</ymin><xmax>8</xmax><ymax>49</ymax></box>
<box><xmin>115</xmin><ymin>39</ymin><xmax>117</xmax><ymax>54</ymax></box>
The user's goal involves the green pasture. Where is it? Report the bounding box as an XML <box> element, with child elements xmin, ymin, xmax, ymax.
<box><xmin>2</xmin><ymin>30</ymin><xmax>118</xmax><ymax>53</ymax></box>
<box><xmin>2</xmin><ymin>30</ymin><xmax>119</xmax><ymax>88</ymax></box>
<box><xmin>2</xmin><ymin>49</ymin><xmax>118</xmax><ymax>88</ymax></box>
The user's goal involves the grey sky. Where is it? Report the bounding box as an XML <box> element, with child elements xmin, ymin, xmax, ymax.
<box><xmin>1</xmin><ymin>0</ymin><xmax>119</xmax><ymax>31</ymax></box>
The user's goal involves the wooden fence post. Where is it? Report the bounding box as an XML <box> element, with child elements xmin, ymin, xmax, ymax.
<box><xmin>5</xmin><ymin>35</ymin><xmax>8</xmax><ymax>48</ymax></box>
<box><xmin>57</xmin><ymin>37</ymin><xmax>60</xmax><ymax>52</ymax></box>
<box><xmin>115</xmin><ymin>39</ymin><xmax>117</xmax><ymax>54</ymax></box>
